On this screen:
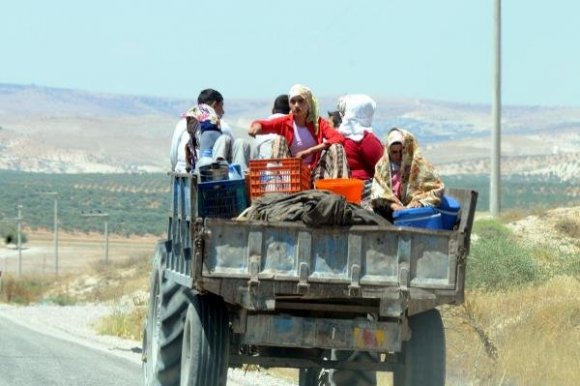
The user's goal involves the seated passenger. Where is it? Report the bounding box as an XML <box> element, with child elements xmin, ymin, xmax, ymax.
<box><xmin>252</xmin><ymin>94</ymin><xmax>290</xmax><ymax>160</ymax></box>
<box><xmin>219</xmin><ymin>117</ymin><xmax>252</xmax><ymax>173</ymax></box>
<box><xmin>336</xmin><ymin>94</ymin><xmax>384</xmax><ymax>205</ymax></box>
<box><xmin>371</xmin><ymin>128</ymin><xmax>444</xmax><ymax>220</ymax></box>
<box><xmin>169</xmin><ymin>88</ymin><xmax>249</xmax><ymax>173</ymax></box>
<box><xmin>248</xmin><ymin>84</ymin><xmax>349</xmax><ymax>181</ymax></box>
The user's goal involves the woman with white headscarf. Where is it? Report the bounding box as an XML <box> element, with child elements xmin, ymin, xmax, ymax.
<box><xmin>336</xmin><ymin>94</ymin><xmax>384</xmax><ymax>204</ymax></box>
<box><xmin>249</xmin><ymin>84</ymin><xmax>349</xmax><ymax>181</ymax></box>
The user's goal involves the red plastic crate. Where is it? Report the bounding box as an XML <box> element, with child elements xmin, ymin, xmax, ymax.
<box><xmin>249</xmin><ymin>158</ymin><xmax>311</xmax><ymax>200</ymax></box>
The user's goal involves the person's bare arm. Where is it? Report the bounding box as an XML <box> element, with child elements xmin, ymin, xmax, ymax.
<box><xmin>406</xmin><ymin>201</ymin><xmax>422</xmax><ymax>208</ymax></box>
<box><xmin>391</xmin><ymin>202</ymin><xmax>405</xmax><ymax>211</ymax></box>
<box><xmin>249</xmin><ymin>122</ymin><xmax>262</xmax><ymax>137</ymax></box>
<box><xmin>295</xmin><ymin>143</ymin><xmax>327</xmax><ymax>160</ymax></box>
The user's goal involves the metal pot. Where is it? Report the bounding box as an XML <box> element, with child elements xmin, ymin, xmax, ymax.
<box><xmin>199</xmin><ymin>162</ymin><xmax>229</xmax><ymax>182</ymax></box>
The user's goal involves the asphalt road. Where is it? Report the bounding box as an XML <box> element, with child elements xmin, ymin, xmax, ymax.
<box><xmin>0</xmin><ymin>308</ymin><xmax>298</xmax><ymax>386</ymax></box>
<box><xmin>0</xmin><ymin>315</ymin><xmax>141</xmax><ymax>386</ymax></box>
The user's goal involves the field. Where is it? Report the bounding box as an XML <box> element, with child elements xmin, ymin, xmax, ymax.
<box><xmin>0</xmin><ymin>229</ymin><xmax>156</xmax><ymax>278</ymax></box>
<box><xmin>0</xmin><ymin>171</ymin><xmax>169</xmax><ymax>237</ymax></box>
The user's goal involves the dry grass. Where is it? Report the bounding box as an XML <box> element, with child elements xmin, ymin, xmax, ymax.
<box><xmin>95</xmin><ymin>303</ymin><xmax>147</xmax><ymax>340</ymax></box>
<box><xmin>0</xmin><ymin>274</ymin><xmax>57</xmax><ymax>304</ymax></box>
<box><xmin>40</xmin><ymin>252</ymin><xmax>151</xmax><ymax>304</ymax></box>
<box><xmin>82</xmin><ymin>253</ymin><xmax>151</xmax><ymax>339</ymax></box>
<box><xmin>445</xmin><ymin>275</ymin><xmax>580</xmax><ymax>386</ymax></box>
<box><xmin>554</xmin><ymin>217</ymin><xmax>580</xmax><ymax>239</ymax></box>
<box><xmin>499</xmin><ymin>208</ymin><xmax>532</xmax><ymax>223</ymax></box>
<box><xmin>0</xmin><ymin>251</ymin><xmax>151</xmax><ymax>340</ymax></box>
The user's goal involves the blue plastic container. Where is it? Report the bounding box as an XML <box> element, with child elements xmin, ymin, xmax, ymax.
<box><xmin>438</xmin><ymin>195</ymin><xmax>461</xmax><ymax>230</ymax></box>
<box><xmin>228</xmin><ymin>164</ymin><xmax>244</xmax><ymax>180</ymax></box>
<box><xmin>197</xmin><ymin>178</ymin><xmax>249</xmax><ymax>218</ymax></box>
<box><xmin>393</xmin><ymin>207</ymin><xmax>443</xmax><ymax>230</ymax></box>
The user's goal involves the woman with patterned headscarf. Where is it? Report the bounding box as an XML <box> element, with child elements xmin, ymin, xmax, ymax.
<box><xmin>371</xmin><ymin>128</ymin><xmax>444</xmax><ymax>218</ymax></box>
<box><xmin>249</xmin><ymin>84</ymin><xmax>349</xmax><ymax>181</ymax></box>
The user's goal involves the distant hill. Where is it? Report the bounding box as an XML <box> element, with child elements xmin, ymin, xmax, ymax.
<box><xmin>0</xmin><ymin>83</ymin><xmax>578</xmax><ymax>181</ymax></box>
<box><xmin>0</xmin><ymin>83</ymin><xmax>193</xmax><ymax>117</ymax></box>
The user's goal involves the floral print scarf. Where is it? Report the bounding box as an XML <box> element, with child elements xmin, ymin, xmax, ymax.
<box><xmin>182</xmin><ymin>103</ymin><xmax>221</xmax><ymax>171</ymax></box>
<box><xmin>371</xmin><ymin>128</ymin><xmax>444</xmax><ymax>208</ymax></box>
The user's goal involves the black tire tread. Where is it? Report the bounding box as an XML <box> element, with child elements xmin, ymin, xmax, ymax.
<box><xmin>155</xmin><ymin>284</ymin><xmax>191</xmax><ymax>385</ymax></box>
<box><xmin>393</xmin><ymin>309</ymin><xmax>446</xmax><ymax>386</ymax></box>
<box><xmin>143</xmin><ymin>242</ymin><xmax>166</xmax><ymax>386</ymax></box>
<box><xmin>182</xmin><ymin>294</ymin><xmax>230</xmax><ymax>386</ymax></box>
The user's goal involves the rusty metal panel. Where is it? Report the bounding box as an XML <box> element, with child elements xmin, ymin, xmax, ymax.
<box><xmin>359</xmin><ymin>231</ymin><xmax>399</xmax><ymax>285</ymax></box>
<box><xmin>205</xmin><ymin>223</ymin><xmax>250</xmax><ymax>275</ymax></box>
<box><xmin>310</xmin><ymin>229</ymin><xmax>350</xmax><ymax>280</ymax></box>
<box><xmin>261</xmin><ymin>227</ymin><xmax>300</xmax><ymax>275</ymax></box>
<box><xmin>242</xmin><ymin>314</ymin><xmax>401</xmax><ymax>352</ymax></box>
<box><xmin>410</xmin><ymin>234</ymin><xmax>456</xmax><ymax>289</ymax></box>
<box><xmin>202</xmin><ymin>216</ymin><xmax>466</xmax><ymax>292</ymax></box>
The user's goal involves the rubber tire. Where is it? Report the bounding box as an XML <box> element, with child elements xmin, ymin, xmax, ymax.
<box><xmin>328</xmin><ymin>350</ymin><xmax>377</xmax><ymax>386</ymax></box>
<box><xmin>155</xmin><ymin>283</ymin><xmax>192</xmax><ymax>385</ymax></box>
<box><xmin>180</xmin><ymin>293</ymin><xmax>230</xmax><ymax>386</ymax></box>
<box><xmin>143</xmin><ymin>241</ymin><xmax>165</xmax><ymax>385</ymax></box>
<box><xmin>299</xmin><ymin>368</ymin><xmax>325</xmax><ymax>386</ymax></box>
<box><xmin>143</xmin><ymin>242</ymin><xmax>191</xmax><ymax>386</ymax></box>
<box><xmin>393</xmin><ymin>309</ymin><xmax>446</xmax><ymax>386</ymax></box>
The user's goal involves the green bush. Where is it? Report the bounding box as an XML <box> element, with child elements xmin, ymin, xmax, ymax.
<box><xmin>1</xmin><ymin>228</ymin><xmax>28</xmax><ymax>245</ymax></box>
<box><xmin>472</xmin><ymin>218</ymin><xmax>512</xmax><ymax>239</ymax></box>
<box><xmin>563</xmin><ymin>254</ymin><xmax>580</xmax><ymax>276</ymax></box>
<box><xmin>467</xmin><ymin>219</ymin><xmax>540</xmax><ymax>290</ymax></box>
<box><xmin>44</xmin><ymin>294</ymin><xmax>78</xmax><ymax>306</ymax></box>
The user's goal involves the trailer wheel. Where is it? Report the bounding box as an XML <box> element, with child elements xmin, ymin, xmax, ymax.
<box><xmin>143</xmin><ymin>242</ymin><xmax>191</xmax><ymax>386</ymax></box>
<box><xmin>143</xmin><ymin>242</ymin><xmax>165</xmax><ymax>385</ymax></box>
<box><xmin>393</xmin><ymin>309</ymin><xmax>446</xmax><ymax>386</ymax></box>
<box><xmin>299</xmin><ymin>367</ymin><xmax>329</xmax><ymax>386</ymax></box>
<box><xmin>180</xmin><ymin>293</ymin><xmax>230</xmax><ymax>386</ymax></box>
<box><xmin>155</xmin><ymin>283</ymin><xmax>192</xmax><ymax>385</ymax></box>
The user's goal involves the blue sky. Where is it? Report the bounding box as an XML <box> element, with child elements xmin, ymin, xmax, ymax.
<box><xmin>2</xmin><ymin>0</ymin><xmax>579</xmax><ymax>106</ymax></box>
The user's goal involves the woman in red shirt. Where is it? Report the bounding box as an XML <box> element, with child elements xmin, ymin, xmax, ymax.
<box><xmin>336</xmin><ymin>94</ymin><xmax>384</xmax><ymax>181</ymax></box>
<box><xmin>335</xmin><ymin>94</ymin><xmax>384</xmax><ymax>206</ymax></box>
<box><xmin>249</xmin><ymin>84</ymin><xmax>349</xmax><ymax>181</ymax></box>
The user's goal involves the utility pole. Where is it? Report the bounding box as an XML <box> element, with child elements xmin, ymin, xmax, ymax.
<box><xmin>104</xmin><ymin>216</ymin><xmax>109</xmax><ymax>263</ymax></box>
<box><xmin>0</xmin><ymin>212</ymin><xmax>5</xmax><ymax>278</ymax></box>
<box><xmin>54</xmin><ymin>197</ymin><xmax>59</xmax><ymax>275</ymax></box>
<box><xmin>17</xmin><ymin>205</ymin><xmax>23</xmax><ymax>277</ymax></box>
<box><xmin>81</xmin><ymin>211</ymin><xmax>110</xmax><ymax>264</ymax></box>
<box><xmin>491</xmin><ymin>0</ymin><xmax>502</xmax><ymax>217</ymax></box>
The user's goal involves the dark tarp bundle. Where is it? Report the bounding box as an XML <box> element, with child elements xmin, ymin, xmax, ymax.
<box><xmin>239</xmin><ymin>190</ymin><xmax>392</xmax><ymax>227</ymax></box>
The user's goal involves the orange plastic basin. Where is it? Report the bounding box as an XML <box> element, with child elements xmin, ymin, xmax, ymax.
<box><xmin>314</xmin><ymin>178</ymin><xmax>364</xmax><ymax>204</ymax></box>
